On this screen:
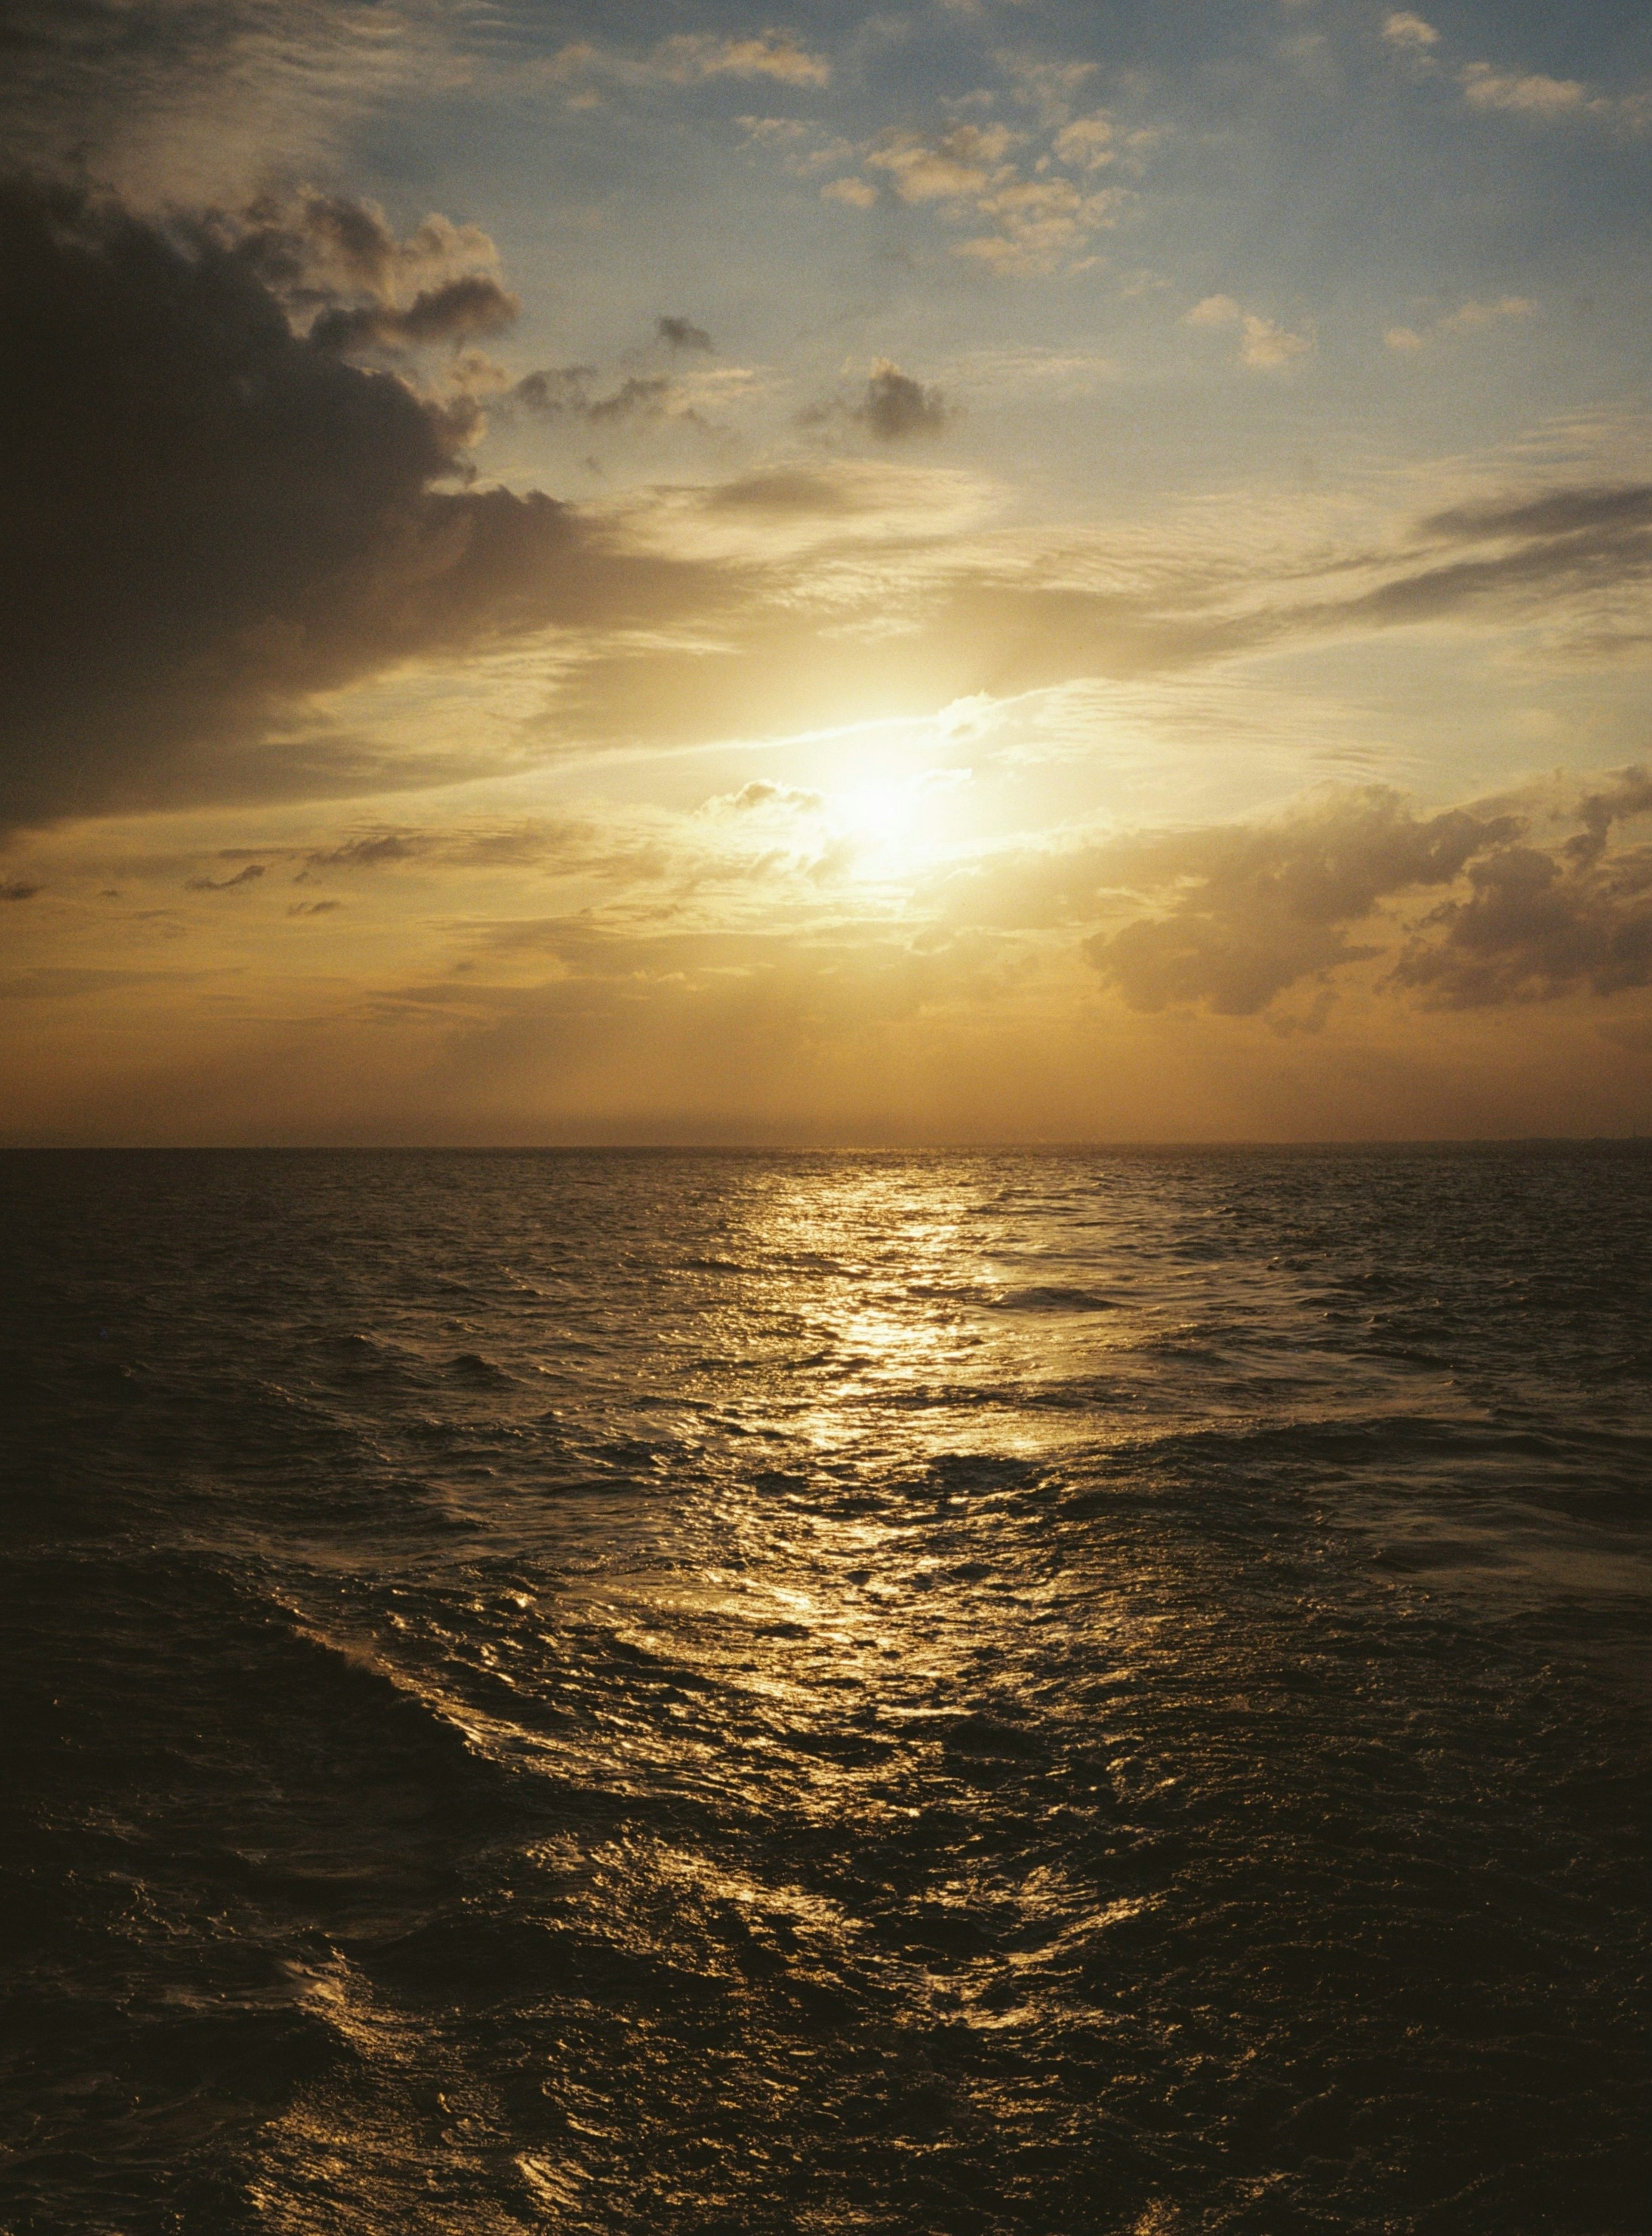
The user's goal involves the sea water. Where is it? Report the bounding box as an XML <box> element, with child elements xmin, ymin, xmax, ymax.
<box><xmin>2</xmin><ymin>1147</ymin><xmax>1648</xmax><ymax>2233</ymax></box>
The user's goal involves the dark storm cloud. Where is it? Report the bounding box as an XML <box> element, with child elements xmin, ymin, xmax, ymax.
<box><xmin>655</xmin><ymin>315</ymin><xmax>712</xmax><ymax>352</ymax></box>
<box><xmin>0</xmin><ymin>175</ymin><xmax>729</xmax><ymax>829</ymax></box>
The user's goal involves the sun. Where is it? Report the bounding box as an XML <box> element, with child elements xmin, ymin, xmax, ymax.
<box><xmin>831</xmin><ymin>779</ymin><xmax>928</xmax><ymax>869</ymax></box>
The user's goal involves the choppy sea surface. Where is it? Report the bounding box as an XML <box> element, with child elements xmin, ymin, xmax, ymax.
<box><xmin>2</xmin><ymin>1147</ymin><xmax>1649</xmax><ymax>2236</ymax></box>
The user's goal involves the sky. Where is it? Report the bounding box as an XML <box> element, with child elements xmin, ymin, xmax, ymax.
<box><xmin>2</xmin><ymin>0</ymin><xmax>1651</xmax><ymax>1143</ymax></box>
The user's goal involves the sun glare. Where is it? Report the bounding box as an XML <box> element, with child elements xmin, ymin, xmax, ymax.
<box><xmin>829</xmin><ymin>776</ymin><xmax>947</xmax><ymax>875</ymax></box>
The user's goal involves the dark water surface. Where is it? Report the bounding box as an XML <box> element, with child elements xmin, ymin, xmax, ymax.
<box><xmin>2</xmin><ymin>1147</ymin><xmax>1649</xmax><ymax>2235</ymax></box>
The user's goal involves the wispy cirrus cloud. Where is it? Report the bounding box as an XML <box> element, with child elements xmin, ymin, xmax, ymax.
<box><xmin>0</xmin><ymin>0</ymin><xmax>470</xmax><ymax>200</ymax></box>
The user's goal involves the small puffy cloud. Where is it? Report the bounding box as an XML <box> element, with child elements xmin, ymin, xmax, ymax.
<box><xmin>551</xmin><ymin>32</ymin><xmax>831</xmax><ymax>96</ymax></box>
<box><xmin>1440</xmin><ymin>295</ymin><xmax>1538</xmax><ymax>333</ymax></box>
<box><xmin>995</xmin><ymin>55</ymin><xmax>1100</xmax><ymax>127</ymax></box>
<box><xmin>767</xmin><ymin>98</ymin><xmax>1139</xmax><ymax>275</ymax></box>
<box><xmin>1382</xmin><ymin>12</ymin><xmax>1440</xmax><ymax>49</ymax></box>
<box><xmin>0</xmin><ymin>882</ymin><xmax>41</xmax><ymax>901</ymax></box>
<box><xmin>822</xmin><ymin>176</ymin><xmax>879</xmax><ymax>208</ymax></box>
<box><xmin>656</xmin><ymin>33</ymin><xmax>831</xmax><ymax>86</ymax></box>
<box><xmin>1460</xmin><ymin>63</ymin><xmax>1593</xmax><ymax>116</ymax></box>
<box><xmin>656</xmin><ymin>315</ymin><xmax>713</xmax><ymax>353</ymax></box>
<box><xmin>866</xmin><ymin>123</ymin><xmax>1018</xmax><ymax>204</ymax></box>
<box><xmin>1240</xmin><ymin>313</ymin><xmax>1313</xmax><ymax>369</ymax></box>
<box><xmin>1388</xmin><ymin>297</ymin><xmax>1539</xmax><ymax>350</ymax></box>
<box><xmin>1186</xmin><ymin>296</ymin><xmax>1311</xmax><ymax>370</ymax></box>
<box><xmin>1052</xmin><ymin>114</ymin><xmax>1115</xmax><ymax>171</ymax></box>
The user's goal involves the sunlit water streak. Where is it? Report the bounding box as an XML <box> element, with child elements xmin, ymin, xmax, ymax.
<box><xmin>2</xmin><ymin>1147</ymin><xmax>1648</xmax><ymax>2234</ymax></box>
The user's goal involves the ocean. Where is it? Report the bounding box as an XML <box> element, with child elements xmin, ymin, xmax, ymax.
<box><xmin>2</xmin><ymin>1146</ymin><xmax>1648</xmax><ymax>2235</ymax></box>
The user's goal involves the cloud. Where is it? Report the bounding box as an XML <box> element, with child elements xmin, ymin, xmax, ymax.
<box><xmin>995</xmin><ymin>55</ymin><xmax>1100</xmax><ymax>129</ymax></box>
<box><xmin>706</xmin><ymin>781</ymin><xmax>825</xmax><ymax>815</ymax></box>
<box><xmin>1460</xmin><ymin>63</ymin><xmax>1595</xmax><ymax>117</ymax></box>
<box><xmin>509</xmin><ymin>365</ymin><xmax>702</xmax><ymax>428</ymax></box>
<box><xmin>308</xmin><ymin>272</ymin><xmax>521</xmax><ymax>355</ymax></box>
<box><xmin>1052</xmin><ymin>115</ymin><xmax>1115</xmax><ymax>171</ymax></box>
<box><xmin>653</xmin><ymin>33</ymin><xmax>830</xmax><ymax>87</ymax></box>
<box><xmin>547</xmin><ymin>32</ymin><xmax>830</xmax><ymax>100</ymax></box>
<box><xmin>1381</xmin><ymin>12</ymin><xmax>1439</xmax><ymax>49</ymax></box>
<box><xmin>1332</xmin><ymin>483</ymin><xmax>1652</xmax><ymax>636</ymax></box>
<box><xmin>187</xmin><ymin>863</ymin><xmax>268</xmax><ymax>891</ymax></box>
<box><xmin>821</xmin><ymin>176</ymin><xmax>879</xmax><ymax>208</ymax></box>
<box><xmin>1393</xmin><ymin>770</ymin><xmax>1652</xmax><ymax>1005</ymax></box>
<box><xmin>855</xmin><ymin>361</ymin><xmax>952</xmax><ymax>441</ymax></box>
<box><xmin>1082</xmin><ymin>790</ymin><xmax>1512</xmax><ymax>1014</ymax></box>
<box><xmin>305</xmin><ymin>833</ymin><xmax>425</xmax><ymax>870</ymax></box>
<box><xmin>935</xmin><ymin>771</ymin><xmax>1652</xmax><ymax>1019</ymax></box>
<box><xmin>0</xmin><ymin>175</ymin><xmax>723</xmax><ymax>830</ymax></box>
<box><xmin>1185</xmin><ymin>295</ymin><xmax>1313</xmax><ymax>370</ymax></box>
<box><xmin>1239</xmin><ymin>315</ymin><xmax>1312</xmax><ymax>369</ymax></box>
<box><xmin>796</xmin><ymin>363</ymin><xmax>955</xmax><ymax>446</ymax></box>
<box><xmin>819</xmin><ymin>114</ymin><xmax>1130</xmax><ymax>274</ymax></box>
<box><xmin>0</xmin><ymin>882</ymin><xmax>41</xmax><ymax>901</ymax></box>
<box><xmin>228</xmin><ymin>189</ymin><xmax>503</xmax><ymax>318</ymax></box>
<box><xmin>656</xmin><ymin>315</ymin><xmax>712</xmax><ymax>353</ymax></box>
<box><xmin>0</xmin><ymin>0</ymin><xmax>470</xmax><ymax>202</ymax></box>
<box><xmin>1377</xmin><ymin>14</ymin><xmax>1639</xmax><ymax>128</ymax></box>
<box><xmin>1385</xmin><ymin>296</ymin><xmax>1538</xmax><ymax>351</ymax></box>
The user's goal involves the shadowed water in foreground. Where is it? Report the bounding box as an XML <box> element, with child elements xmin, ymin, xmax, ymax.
<box><xmin>2</xmin><ymin>1147</ymin><xmax>1648</xmax><ymax>2234</ymax></box>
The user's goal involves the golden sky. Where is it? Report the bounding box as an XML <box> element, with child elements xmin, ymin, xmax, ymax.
<box><xmin>3</xmin><ymin>0</ymin><xmax>1652</xmax><ymax>1140</ymax></box>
